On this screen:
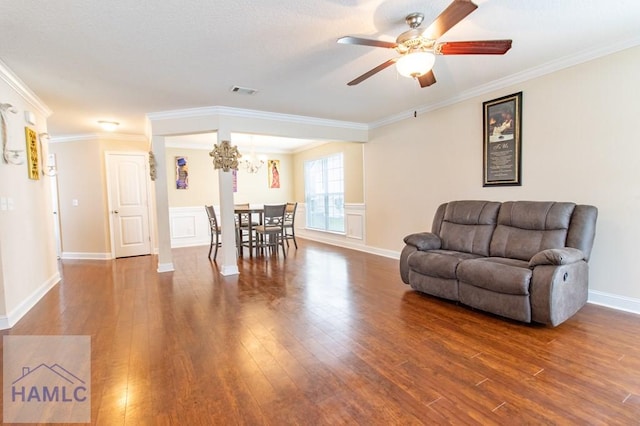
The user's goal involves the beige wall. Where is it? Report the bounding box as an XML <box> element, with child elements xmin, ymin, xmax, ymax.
<box><xmin>165</xmin><ymin>147</ymin><xmax>294</xmax><ymax>207</ymax></box>
<box><xmin>365</xmin><ymin>45</ymin><xmax>640</xmax><ymax>300</ymax></box>
<box><xmin>292</xmin><ymin>141</ymin><xmax>364</xmax><ymax>203</ymax></box>
<box><xmin>50</xmin><ymin>137</ymin><xmax>149</xmax><ymax>255</ymax></box>
<box><xmin>0</xmin><ymin>74</ymin><xmax>58</xmax><ymax>323</ymax></box>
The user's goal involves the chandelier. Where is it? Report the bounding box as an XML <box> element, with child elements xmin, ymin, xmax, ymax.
<box><xmin>239</xmin><ymin>150</ymin><xmax>266</xmax><ymax>174</ymax></box>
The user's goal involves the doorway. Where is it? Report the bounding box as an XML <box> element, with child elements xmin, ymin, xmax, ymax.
<box><xmin>105</xmin><ymin>152</ymin><xmax>152</xmax><ymax>258</ymax></box>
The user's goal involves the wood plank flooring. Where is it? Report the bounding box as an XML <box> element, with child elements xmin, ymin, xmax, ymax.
<box><xmin>2</xmin><ymin>239</ymin><xmax>640</xmax><ymax>425</ymax></box>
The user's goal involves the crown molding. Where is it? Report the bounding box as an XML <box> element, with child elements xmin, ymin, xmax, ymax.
<box><xmin>370</xmin><ymin>35</ymin><xmax>640</xmax><ymax>129</ymax></box>
<box><xmin>147</xmin><ymin>105</ymin><xmax>368</xmax><ymax>131</ymax></box>
<box><xmin>0</xmin><ymin>59</ymin><xmax>52</xmax><ymax>117</ymax></box>
<box><xmin>49</xmin><ymin>133</ymin><xmax>148</xmax><ymax>144</ymax></box>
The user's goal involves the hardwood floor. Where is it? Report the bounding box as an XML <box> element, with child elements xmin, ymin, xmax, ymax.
<box><xmin>2</xmin><ymin>239</ymin><xmax>640</xmax><ymax>425</ymax></box>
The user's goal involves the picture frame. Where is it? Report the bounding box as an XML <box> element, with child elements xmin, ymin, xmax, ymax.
<box><xmin>25</xmin><ymin>127</ymin><xmax>39</xmax><ymax>180</ymax></box>
<box><xmin>175</xmin><ymin>156</ymin><xmax>188</xmax><ymax>189</ymax></box>
<box><xmin>268</xmin><ymin>159</ymin><xmax>280</xmax><ymax>189</ymax></box>
<box><xmin>482</xmin><ymin>92</ymin><xmax>522</xmax><ymax>187</ymax></box>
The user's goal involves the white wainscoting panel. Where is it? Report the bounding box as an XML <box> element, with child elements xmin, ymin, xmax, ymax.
<box><xmin>169</xmin><ymin>206</ymin><xmax>211</xmax><ymax>248</ymax></box>
<box><xmin>345</xmin><ymin>204</ymin><xmax>365</xmax><ymax>240</ymax></box>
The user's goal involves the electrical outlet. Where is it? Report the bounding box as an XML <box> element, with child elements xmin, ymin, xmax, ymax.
<box><xmin>0</xmin><ymin>197</ymin><xmax>6</xmax><ymax>211</ymax></box>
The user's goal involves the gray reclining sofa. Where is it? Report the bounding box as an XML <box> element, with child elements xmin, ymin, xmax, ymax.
<box><xmin>399</xmin><ymin>200</ymin><xmax>597</xmax><ymax>326</ymax></box>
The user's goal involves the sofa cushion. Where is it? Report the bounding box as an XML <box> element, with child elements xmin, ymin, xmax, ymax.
<box><xmin>490</xmin><ymin>201</ymin><xmax>576</xmax><ymax>261</ymax></box>
<box><xmin>437</xmin><ymin>201</ymin><xmax>501</xmax><ymax>256</ymax></box>
<box><xmin>408</xmin><ymin>250</ymin><xmax>482</xmax><ymax>279</ymax></box>
<box><xmin>457</xmin><ymin>257</ymin><xmax>532</xmax><ymax>295</ymax></box>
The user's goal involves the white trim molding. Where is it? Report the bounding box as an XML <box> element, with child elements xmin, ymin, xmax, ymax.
<box><xmin>61</xmin><ymin>252</ymin><xmax>112</xmax><ymax>260</ymax></box>
<box><xmin>147</xmin><ymin>105</ymin><xmax>368</xmax><ymax>132</ymax></box>
<box><xmin>588</xmin><ymin>290</ymin><xmax>640</xmax><ymax>316</ymax></box>
<box><xmin>0</xmin><ymin>58</ymin><xmax>52</xmax><ymax>117</ymax></box>
<box><xmin>157</xmin><ymin>262</ymin><xmax>175</xmax><ymax>273</ymax></box>
<box><xmin>0</xmin><ymin>272</ymin><xmax>61</xmax><ymax>330</ymax></box>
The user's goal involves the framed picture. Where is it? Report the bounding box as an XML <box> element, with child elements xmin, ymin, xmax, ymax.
<box><xmin>483</xmin><ymin>92</ymin><xmax>522</xmax><ymax>186</ymax></box>
<box><xmin>25</xmin><ymin>127</ymin><xmax>39</xmax><ymax>180</ymax></box>
<box><xmin>175</xmin><ymin>156</ymin><xmax>188</xmax><ymax>189</ymax></box>
<box><xmin>268</xmin><ymin>159</ymin><xmax>280</xmax><ymax>189</ymax></box>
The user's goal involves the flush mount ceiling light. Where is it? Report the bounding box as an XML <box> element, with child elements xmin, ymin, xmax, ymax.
<box><xmin>98</xmin><ymin>120</ymin><xmax>119</xmax><ymax>132</ymax></box>
<box><xmin>230</xmin><ymin>85</ymin><xmax>258</xmax><ymax>95</ymax></box>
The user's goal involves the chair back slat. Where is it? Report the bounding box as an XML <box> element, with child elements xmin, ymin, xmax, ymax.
<box><xmin>263</xmin><ymin>204</ymin><xmax>286</xmax><ymax>227</ymax></box>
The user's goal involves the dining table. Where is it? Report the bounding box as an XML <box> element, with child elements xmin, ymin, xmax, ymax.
<box><xmin>234</xmin><ymin>207</ymin><xmax>263</xmax><ymax>257</ymax></box>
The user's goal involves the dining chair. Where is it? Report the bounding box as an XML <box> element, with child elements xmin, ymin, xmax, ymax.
<box><xmin>234</xmin><ymin>203</ymin><xmax>259</xmax><ymax>253</ymax></box>
<box><xmin>205</xmin><ymin>205</ymin><xmax>221</xmax><ymax>260</ymax></box>
<box><xmin>254</xmin><ymin>204</ymin><xmax>287</xmax><ymax>258</ymax></box>
<box><xmin>283</xmin><ymin>202</ymin><xmax>298</xmax><ymax>249</ymax></box>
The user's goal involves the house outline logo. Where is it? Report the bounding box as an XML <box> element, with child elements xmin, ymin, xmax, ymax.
<box><xmin>11</xmin><ymin>363</ymin><xmax>88</xmax><ymax>403</ymax></box>
<box><xmin>3</xmin><ymin>335</ymin><xmax>91</xmax><ymax>423</ymax></box>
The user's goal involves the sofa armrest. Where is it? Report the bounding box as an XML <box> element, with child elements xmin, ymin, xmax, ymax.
<box><xmin>529</xmin><ymin>247</ymin><xmax>585</xmax><ymax>267</ymax></box>
<box><xmin>403</xmin><ymin>232</ymin><xmax>441</xmax><ymax>251</ymax></box>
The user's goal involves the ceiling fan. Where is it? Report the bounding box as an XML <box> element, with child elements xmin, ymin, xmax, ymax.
<box><xmin>337</xmin><ymin>0</ymin><xmax>512</xmax><ymax>88</ymax></box>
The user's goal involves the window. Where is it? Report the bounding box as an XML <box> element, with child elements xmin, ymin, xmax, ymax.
<box><xmin>304</xmin><ymin>153</ymin><xmax>344</xmax><ymax>233</ymax></box>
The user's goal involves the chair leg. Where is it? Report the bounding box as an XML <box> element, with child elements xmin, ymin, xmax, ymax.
<box><xmin>291</xmin><ymin>228</ymin><xmax>298</xmax><ymax>249</ymax></box>
<box><xmin>280</xmin><ymin>233</ymin><xmax>286</xmax><ymax>258</ymax></box>
<box><xmin>213</xmin><ymin>232</ymin><xmax>219</xmax><ymax>261</ymax></box>
<box><xmin>208</xmin><ymin>231</ymin><xmax>214</xmax><ymax>258</ymax></box>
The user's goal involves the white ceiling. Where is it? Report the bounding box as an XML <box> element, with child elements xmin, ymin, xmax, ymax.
<box><xmin>1</xmin><ymin>0</ymin><xmax>639</xmax><ymax>148</ymax></box>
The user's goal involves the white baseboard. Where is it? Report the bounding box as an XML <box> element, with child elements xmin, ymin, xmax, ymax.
<box><xmin>588</xmin><ymin>290</ymin><xmax>640</xmax><ymax>315</ymax></box>
<box><xmin>0</xmin><ymin>272</ymin><xmax>61</xmax><ymax>330</ymax></box>
<box><xmin>220</xmin><ymin>264</ymin><xmax>240</xmax><ymax>276</ymax></box>
<box><xmin>157</xmin><ymin>262</ymin><xmax>175</xmax><ymax>273</ymax></box>
<box><xmin>171</xmin><ymin>239</ymin><xmax>210</xmax><ymax>248</ymax></box>
<box><xmin>61</xmin><ymin>252</ymin><xmax>112</xmax><ymax>260</ymax></box>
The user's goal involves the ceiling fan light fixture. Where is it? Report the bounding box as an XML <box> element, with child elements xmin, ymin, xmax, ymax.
<box><xmin>396</xmin><ymin>51</ymin><xmax>435</xmax><ymax>79</ymax></box>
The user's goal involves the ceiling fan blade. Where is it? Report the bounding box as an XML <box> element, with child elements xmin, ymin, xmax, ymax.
<box><xmin>337</xmin><ymin>36</ymin><xmax>397</xmax><ymax>49</ymax></box>
<box><xmin>437</xmin><ymin>40</ymin><xmax>513</xmax><ymax>55</ymax></box>
<box><xmin>418</xmin><ymin>70</ymin><xmax>437</xmax><ymax>88</ymax></box>
<box><xmin>347</xmin><ymin>58</ymin><xmax>398</xmax><ymax>86</ymax></box>
<box><xmin>423</xmin><ymin>0</ymin><xmax>478</xmax><ymax>40</ymax></box>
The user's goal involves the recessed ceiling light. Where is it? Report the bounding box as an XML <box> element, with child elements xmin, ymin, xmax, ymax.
<box><xmin>98</xmin><ymin>120</ymin><xmax>119</xmax><ymax>131</ymax></box>
<box><xmin>230</xmin><ymin>85</ymin><xmax>258</xmax><ymax>95</ymax></box>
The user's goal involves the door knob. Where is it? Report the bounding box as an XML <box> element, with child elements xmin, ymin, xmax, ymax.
<box><xmin>112</xmin><ymin>210</ymin><xmax>119</xmax><ymax>214</ymax></box>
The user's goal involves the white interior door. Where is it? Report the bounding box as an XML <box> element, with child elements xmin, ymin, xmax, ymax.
<box><xmin>106</xmin><ymin>153</ymin><xmax>151</xmax><ymax>258</ymax></box>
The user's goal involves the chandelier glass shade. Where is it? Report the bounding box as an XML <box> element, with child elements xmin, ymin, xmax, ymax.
<box><xmin>396</xmin><ymin>51</ymin><xmax>436</xmax><ymax>78</ymax></box>
<box><xmin>239</xmin><ymin>152</ymin><xmax>266</xmax><ymax>173</ymax></box>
